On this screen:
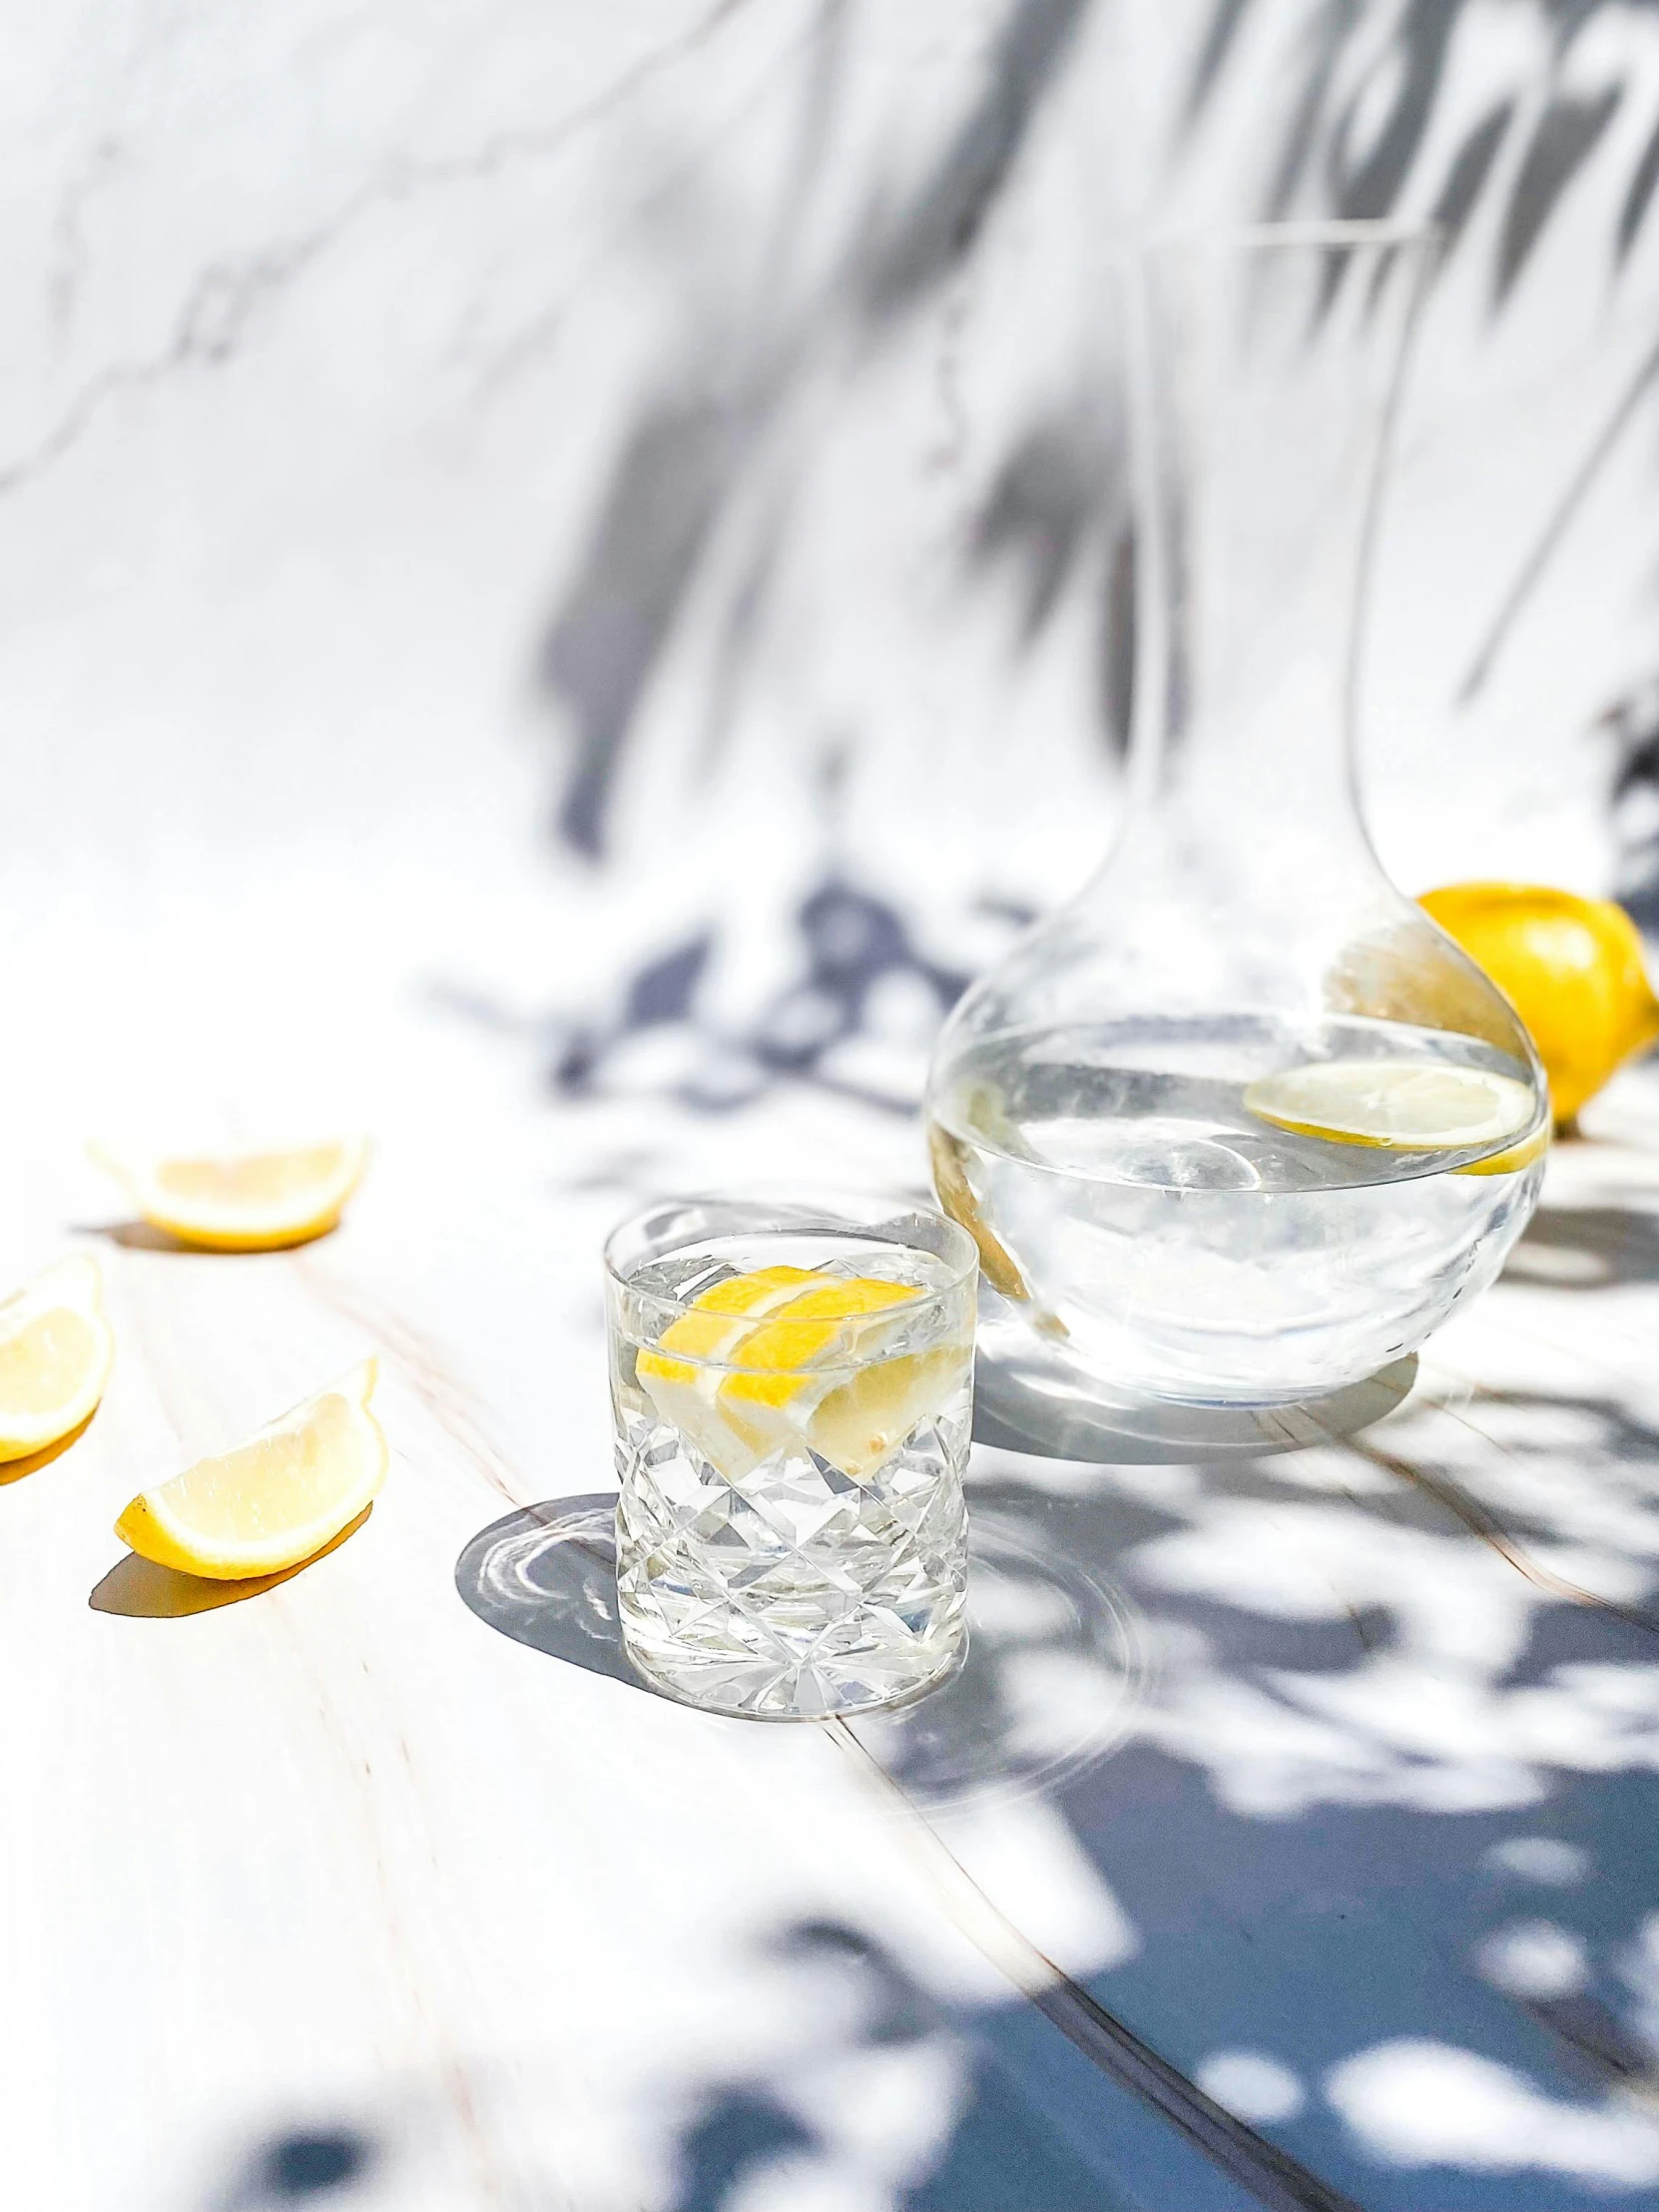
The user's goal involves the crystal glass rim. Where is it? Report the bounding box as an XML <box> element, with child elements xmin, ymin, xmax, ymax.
<box><xmin>604</xmin><ymin>1185</ymin><xmax>978</xmax><ymax>1338</ymax></box>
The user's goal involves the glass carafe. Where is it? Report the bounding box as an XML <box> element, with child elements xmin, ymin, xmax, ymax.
<box><xmin>926</xmin><ymin>224</ymin><xmax>1547</xmax><ymax>1447</ymax></box>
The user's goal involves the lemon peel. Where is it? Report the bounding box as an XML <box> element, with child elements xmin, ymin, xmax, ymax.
<box><xmin>928</xmin><ymin>1117</ymin><xmax>1029</xmax><ymax>1301</ymax></box>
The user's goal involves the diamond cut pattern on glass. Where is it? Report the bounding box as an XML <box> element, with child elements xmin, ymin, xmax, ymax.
<box><xmin>615</xmin><ymin>1388</ymin><xmax>970</xmax><ymax>1718</ymax></box>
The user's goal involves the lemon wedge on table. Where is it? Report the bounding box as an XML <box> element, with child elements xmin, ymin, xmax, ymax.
<box><xmin>93</xmin><ymin>1137</ymin><xmax>367</xmax><ymax>1251</ymax></box>
<box><xmin>1244</xmin><ymin>1060</ymin><xmax>1537</xmax><ymax>1156</ymax></box>
<box><xmin>1419</xmin><ymin>882</ymin><xmax>1659</xmax><ymax>1127</ymax></box>
<box><xmin>635</xmin><ymin>1269</ymin><xmax>964</xmax><ymax>1482</ymax></box>
<box><xmin>114</xmin><ymin>1361</ymin><xmax>386</xmax><ymax>1578</ymax></box>
<box><xmin>0</xmin><ymin>1254</ymin><xmax>113</xmax><ymax>1462</ymax></box>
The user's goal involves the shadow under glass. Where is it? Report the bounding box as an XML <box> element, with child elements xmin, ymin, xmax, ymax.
<box><xmin>454</xmin><ymin>1493</ymin><xmax>1144</xmax><ymax>1808</ymax></box>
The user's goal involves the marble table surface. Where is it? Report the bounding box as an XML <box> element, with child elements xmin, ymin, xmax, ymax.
<box><xmin>6</xmin><ymin>1063</ymin><xmax>1659</xmax><ymax>2212</ymax></box>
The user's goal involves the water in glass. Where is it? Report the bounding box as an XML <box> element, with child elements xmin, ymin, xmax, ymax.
<box><xmin>609</xmin><ymin>1220</ymin><xmax>975</xmax><ymax>1719</ymax></box>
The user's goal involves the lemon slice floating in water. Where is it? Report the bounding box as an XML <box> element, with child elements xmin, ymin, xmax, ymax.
<box><xmin>114</xmin><ymin>1360</ymin><xmax>386</xmax><ymax>1578</ymax></box>
<box><xmin>1244</xmin><ymin>1060</ymin><xmax>1537</xmax><ymax>1155</ymax></box>
<box><xmin>0</xmin><ymin>1254</ymin><xmax>114</xmax><ymax>1462</ymax></box>
<box><xmin>636</xmin><ymin>1268</ymin><xmax>963</xmax><ymax>1482</ymax></box>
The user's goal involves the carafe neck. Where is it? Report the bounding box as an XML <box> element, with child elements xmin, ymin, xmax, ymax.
<box><xmin>1118</xmin><ymin>225</ymin><xmax>1432</xmax><ymax>881</ymax></box>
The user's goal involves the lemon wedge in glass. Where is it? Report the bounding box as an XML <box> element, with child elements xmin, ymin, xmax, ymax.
<box><xmin>0</xmin><ymin>1254</ymin><xmax>113</xmax><ymax>1462</ymax></box>
<box><xmin>93</xmin><ymin>1137</ymin><xmax>367</xmax><ymax>1251</ymax></box>
<box><xmin>114</xmin><ymin>1360</ymin><xmax>386</xmax><ymax>1578</ymax></box>
<box><xmin>636</xmin><ymin>1268</ymin><xmax>961</xmax><ymax>1481</ymax></box>
<box><xmin>633</xmin><ymin>1265</ymin><xmax>817</xmax><ymax>1477</ymax></box>
<box><xmin>1244</xmin><ymin>1060</ymin><xmax>1536</xmax><ymax>1154</ymax></box>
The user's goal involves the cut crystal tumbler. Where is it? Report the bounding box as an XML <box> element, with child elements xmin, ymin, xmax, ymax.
<box><xmin>607</xmin><ymin>1193</ymin><xmax>977</xmax><ymax>1718</ymax></box>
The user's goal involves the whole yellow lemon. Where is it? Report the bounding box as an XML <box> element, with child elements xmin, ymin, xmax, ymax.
<box><xmin>1418</xmin><ymin>882</ymin><xmax>1659</xmax><ymax>1127</ymax></box>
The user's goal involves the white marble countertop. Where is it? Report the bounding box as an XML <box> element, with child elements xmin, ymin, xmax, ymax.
<box><xmin>4</xmin><ymin>1063</ymin><xmax>1659</xmax><ymax>2210</ymax></box>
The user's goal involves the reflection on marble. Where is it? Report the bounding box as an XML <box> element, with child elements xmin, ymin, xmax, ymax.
<box><xmin>849</xmin><ymin>1505</ymin><xmax>1144</xmax><ymax>1809</ymax></box>
<box><xmin>455</xmin><ymin>1493</ymin><xmax>637</xmax><ymax>1687</ymax></box>
<box><xmin>454</xmin><ymin>1491</ymin><xmax>1146</xmax><ymax>1811</ymax></box>
<box><xmin>454</xmin><ymin>1489</ymin><xmax>1375</xmax><ymax>2212</ymax></box>
<box><xmin>974</xmin><ymin>1343</ymin><xmax>1419</xmax><ymax>1464</ymax></box>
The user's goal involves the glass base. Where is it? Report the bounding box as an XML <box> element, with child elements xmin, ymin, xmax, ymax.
<box><xmin>614</xmin><ymin>1405</ymin><xmax>972</xmax><ymax>1722</ymax></box>
<box><xmin>973</xmin><ymin>1335</ymin><xmax>1417</xmax><ymax>1464</ymax></box>
<box><xmin>620</xmin><ymin>1620</ymin><xmax>967</xmax><ymax>1721</ymax></box>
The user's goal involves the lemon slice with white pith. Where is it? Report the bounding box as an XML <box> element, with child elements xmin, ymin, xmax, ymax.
<box><xmin>635</xmin><ymin>1268</ymin><xmax>963</xmax><ymax>1481</ymax></box>
<box><xmin>92</xmin><ymin>1138</ymin><xmax>367</xmax><ymax>1251</ymax></box>
<box><xmin>0</xmin><ymin>1254</ymin><xmax>113</xmax><ymax>1462</ymax></box>
<box><xmin>114</xmin><ymin>1361</ymin><xmax>386</xmax><ymax>1578</ymax></box>
<box><xmin>633</xmin><ymin>1266</ymin><xmax>817</xmax><ymax>1477</ymax></box>
<box><xmin>1244</xmin><ymin>1059</ymin><xmax>1536</xmax><ymax>1153</ymax></box>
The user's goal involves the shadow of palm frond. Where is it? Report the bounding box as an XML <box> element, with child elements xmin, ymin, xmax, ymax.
<box><xmin>1187</xmin><ymin>0</ymin><xmax>1659</xmax><ymax>720</ymax></box>
<box><xmin>1506</xmin><ymin>1201</ymin><xmax>1659</xmax><ymax>1290</ymax></box>
<box><xmin>1189</xmin><ymin>0</ymin><xmax>1659</xmax><ymax>284</ymax></box>
<box><xmin>535</xmin><ymin>0</ymin><xmax>1111</xmax><ymax>862</ymax></box>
